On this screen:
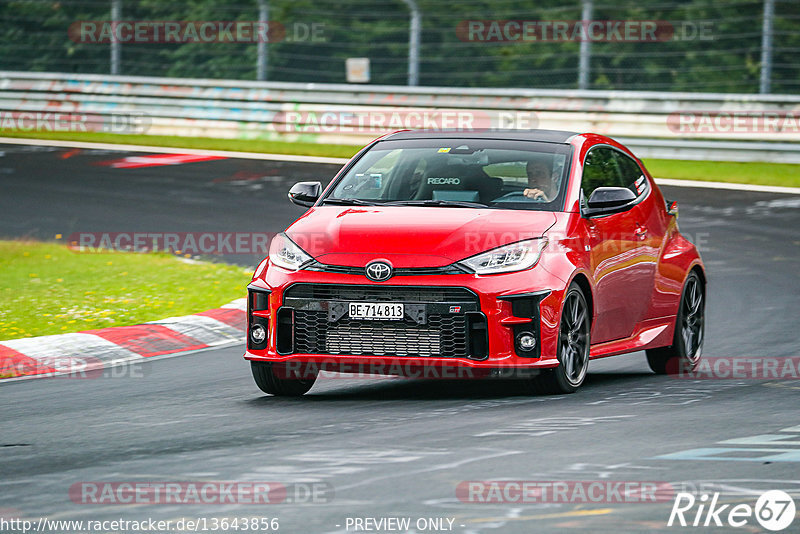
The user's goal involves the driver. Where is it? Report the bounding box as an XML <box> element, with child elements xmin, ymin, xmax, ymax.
<box><xmin>524</xmin><ymin>160</ymin><xmax>557</xmax><ymax>201</ymax></box>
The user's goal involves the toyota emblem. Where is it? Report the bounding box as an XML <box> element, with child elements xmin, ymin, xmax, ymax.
<box><xmin>365</xmin><ymin>261</ymin><xmax>393</xmax><ymax>282</ymax></box>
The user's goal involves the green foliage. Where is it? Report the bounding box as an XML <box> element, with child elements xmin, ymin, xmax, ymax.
<box><xmin>1</xmin><ymin>0</ymin><xmax>798</xmax><ymax>93</ymax></box>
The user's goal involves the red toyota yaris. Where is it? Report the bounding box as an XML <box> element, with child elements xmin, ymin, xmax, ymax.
<box><xmin>244</xmin><ymin>130</ymin><xmax>705</xmax><ymax>395</ymax></box>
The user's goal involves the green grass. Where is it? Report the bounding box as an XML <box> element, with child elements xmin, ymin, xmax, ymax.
<box><xmin>643</xmin><ymin>159</ymin><xmax>800</xmax><ymax>188</ymax></box>
<box><xmin>2</xmin><ymin>129</ymin><xmax>799</xmax><ymax>187</ymax></box>
<box><xmin>0</xmin><ymin>240</ymin><xmax>251</xmax><ymax>340</ymax></box>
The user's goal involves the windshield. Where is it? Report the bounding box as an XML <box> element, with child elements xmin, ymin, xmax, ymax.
<box><xmin>325</xmin><ymin>138</ymin><xmax>573</xmax><ymax>211</ymax></box>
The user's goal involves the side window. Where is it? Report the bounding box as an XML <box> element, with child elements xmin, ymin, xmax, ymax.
<box><xmin>333</xmin><ymin>149</ymin><xmax>400</xmax><ymax>199</ymax></box>
<box><xmin>613</xmin><ymin>151</ymin><xmax>648</xmax><ymax>197</ymax></box>
<box><xmin>581</xmin><ymin>148</ymin><xmax>623</xmax><ymax>204</ymax></box>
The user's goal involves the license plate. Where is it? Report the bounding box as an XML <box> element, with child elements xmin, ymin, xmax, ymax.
<box><xmin>348</xmin><ymin>302</ymin><xmax>404</xmax><ymax>321</ymax></box>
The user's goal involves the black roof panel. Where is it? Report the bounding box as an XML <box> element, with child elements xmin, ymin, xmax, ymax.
<box><xmin>383</xmin><ymin>129</ymin><xmax>580</xmax><ymax>144</ymax></box>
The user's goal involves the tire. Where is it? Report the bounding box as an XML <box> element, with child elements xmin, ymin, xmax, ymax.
<box><xmin>646</xmin><ymin>271</ymin><xmax>705</xmax><ymax>375</ymax></box>
<box><xmin>531</xmin><ymin>283</ymin><xmax>591</xmax><ymax>394</ymax></box>
<box><xmin>251</xmin><ymin>361</ymin><xmax>317</xmax><ymax>396</ymax></box>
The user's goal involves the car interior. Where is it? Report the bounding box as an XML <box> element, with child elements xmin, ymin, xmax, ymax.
<box><xmin>336</xmin><ymin>146</ymin><xmax>566</xmax><ymax>207</ymax></box>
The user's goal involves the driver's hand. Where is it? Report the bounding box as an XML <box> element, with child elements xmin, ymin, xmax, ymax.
<box><xmin>524</xmin><ymin>188</ymin><xmax>547</xmax><ymax>200</ymax></box>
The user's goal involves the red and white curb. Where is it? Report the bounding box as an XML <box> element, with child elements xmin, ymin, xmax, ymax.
<box><xmin>0</xmin><ymin>298</ymin><xmax>246</xmax><ymax>382</ymax></box>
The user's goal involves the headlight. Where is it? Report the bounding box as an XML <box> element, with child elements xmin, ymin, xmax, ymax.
<box><xmin>268</xmin><ymin>233</ymin><xmax>313</xmax><ymax>271</ymax></box>
<box><xmin>458</xmin><ymin>238</ymin><xmax>547</xmax><ymax>275</ymax></box>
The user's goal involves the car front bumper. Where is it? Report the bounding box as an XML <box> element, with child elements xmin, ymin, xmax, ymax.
<box><xmin>243</xmin><ymin>264</ymin><xmax>567</xmax><ymax>372</ymax></box>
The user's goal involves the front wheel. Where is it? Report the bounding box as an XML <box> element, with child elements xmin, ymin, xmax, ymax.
<box><xmin>251</xmin><ymin>361</ymin><xmax>317</xmax><ymax>396</ymax></box>
<box><xmin>530</xmin><ymin>283</ymin><xmax>591</xmax><ymax>394</ymax></box>
<box><xmin>646</xmin><ymin>271</ymin><xmax>705</xmax><ymax>375</ymax></box>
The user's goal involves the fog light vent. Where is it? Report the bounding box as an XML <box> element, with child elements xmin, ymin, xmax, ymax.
<box><xmin>250</xmin><ymin>324</ymin><xmax>267</xmax><ymax>344</ymax></box>
<box><xmin>516</xmin><ymin>331</ymin><xmax>537</xmax><ymax>351</ymax></box>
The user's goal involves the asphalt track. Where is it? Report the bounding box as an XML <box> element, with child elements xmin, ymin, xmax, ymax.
<box><xmin>1</xmin><ymin>144</ymin><xmax>799</xmax><ymax>533</ymax></box>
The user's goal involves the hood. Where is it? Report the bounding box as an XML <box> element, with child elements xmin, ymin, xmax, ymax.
<box><xmin>286</xmin><ymin>206</ymin><xmax>556</xmax><ymax>268</ymax></box>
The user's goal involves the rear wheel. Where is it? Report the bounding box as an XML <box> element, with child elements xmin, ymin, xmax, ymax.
<box><xmin>646</xmin><ymin>271</ymin><xmax>704</xmax><ymax>375</ymax></box>
<box><xmin>251</xmin><ymin>361</ymin><xmax>317</xmax><ymax>396</ymax></box>
<box><xmin>531</xmin><ymin>284</ymin><xmax>590</xmax><ymax>394</ymax></box>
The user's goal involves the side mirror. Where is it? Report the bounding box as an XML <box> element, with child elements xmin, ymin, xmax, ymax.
<box><xmin>584</xmin><ymin>186</ymin><xmax>636</xmax><ymax>216</ymax></box>
<box><xmin>288</xmin><ymin>181</ymin><xmax>322</xmax><ymax>207</ymax></box>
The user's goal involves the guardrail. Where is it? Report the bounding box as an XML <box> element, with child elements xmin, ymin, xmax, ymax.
<box><xmin>1</xmin><ymin>71</ymin><xmax>799</xmax><ymax>163</ymax></box>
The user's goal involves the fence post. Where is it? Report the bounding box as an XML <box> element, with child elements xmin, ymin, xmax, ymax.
<box><xmin>257</xmin><ymin>0</ymin><xmax>269</xmax><ymax>81</ymax></box>
<box><xmin>578</xmin><ymin>0</ymin><xmax>593</xmax><ymax>90</ymax></box>
<box><xmin>401</xmin><ymin>0</ymin><xmax>421</xmax><ymax>86</ymax></box>
<box><xmin>759</xmin><ymin>0</ymin><xmax>775</xmax><ymax>94</ymax></box>
<box><xmin>110</xmin><ymin>0</ymin><xmax>121</xmax><ymax>75</ymax></box>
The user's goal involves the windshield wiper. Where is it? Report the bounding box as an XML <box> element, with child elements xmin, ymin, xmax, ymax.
<box><xmin>383</xmin><ymin>199</ymin><xmax>489</xmax><ymax>208</ymax></box>
<box><xmin>321</xmin><ymin>198</ymin><xmax>378</xmax><ymax>206</ymax></box>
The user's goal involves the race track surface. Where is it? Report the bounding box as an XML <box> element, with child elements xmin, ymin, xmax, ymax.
<box><xmin>1</xmin><ymin>144</ymin><xmax>799</xmax><ymax>533</ymax></box>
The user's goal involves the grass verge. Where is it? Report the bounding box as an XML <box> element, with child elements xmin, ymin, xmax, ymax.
<box><xmin>0</xmin><ymin>240</ymin><xmax>251</xmax><ymax>340</ymax></box>
<box><xmin>1</xmin><ymin>130</ymin><xmax>799</xmax><ymax>187</ymax></box>
<box><xmin>642</xmin><ymin>159</ymin><xmax>800</xmax><ymax>188</ymax></box>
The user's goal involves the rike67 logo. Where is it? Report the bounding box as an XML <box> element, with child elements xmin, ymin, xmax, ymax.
<box><xmin>668</xmin><ymin>490</ymin><xmax>796</xmax><ymax>531</ymax></box>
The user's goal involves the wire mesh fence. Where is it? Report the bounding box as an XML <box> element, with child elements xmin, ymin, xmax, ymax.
<box><xmin>0</xmin><ymin>0</ymin><xmax>798</xmax><ymax>93</ymax></box>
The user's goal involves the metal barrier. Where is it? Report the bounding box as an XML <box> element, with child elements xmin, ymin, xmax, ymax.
<box><xmin>1</xmin><ymin>71</ymin><xmax>799</xmax><ymax>162</ymax></box>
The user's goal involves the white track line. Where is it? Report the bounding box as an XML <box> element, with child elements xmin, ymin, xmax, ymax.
<box><xmin>0</xmin><ymin>136</ymin><xmax>350</xmax><ymax>165</ymax></box>
<box><xmin>654</xmin><ymin>177</ymin><xmax>800</xmax><ymax>195</ymax></box>
<box><xmin>0</xmin><ymin>341</ymin><xmax>239</xmax><ymax>384</ymax></box>
<box><xmin>2</xmin><ymin>136</ymin><xmax>799</xmax><ymax>194</ymax></box>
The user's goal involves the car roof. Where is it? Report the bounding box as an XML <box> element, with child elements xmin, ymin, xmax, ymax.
<box><xmin>382</xmin><ymin>129</ymin><xmax>580</xmax><ymax>144</ymax></box>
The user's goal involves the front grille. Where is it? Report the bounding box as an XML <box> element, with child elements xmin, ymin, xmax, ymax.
<box><xmin>285</xmin><ymin>284</ymin><xmax>476</xmax><ymax>303</ymax></box>
<box><xmin>282</xmin><ymin>284</ymin><xmax>485</xmax><ymax>359</ymax></box>
<box><xmin>294</xmin><ymin>310</ymin><xmax>468</xmax><ymax>357</ymax></box>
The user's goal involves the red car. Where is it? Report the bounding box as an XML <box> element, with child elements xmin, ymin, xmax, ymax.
<box><xmin>244</xmin><ymin>130</ymin><xmax>705</xmax><ymax>395</ymax></box>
